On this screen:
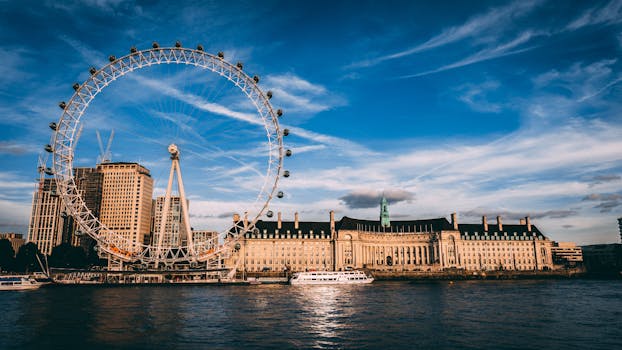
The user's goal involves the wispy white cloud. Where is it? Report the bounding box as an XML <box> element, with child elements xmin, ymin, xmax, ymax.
<box><xmin>0</xmin><ymin>198</ymin><xmax>31</xmax><ymax>233</ymax></box>
<box><xmin>136</xmin><ymin>74</ymin><xmax>371</xmax><ymax>158</ymax></box>
<box><xmin>0</xmin><ymin>172</ymin><xmax>36</xmax><ymax>190</ymax></box>
<box><xmin>59</xmin><ymin>35</ymin><xmax>107</xmax><ymax>67</ymax></box>
<box><xmin>265</xmin><ymin>74</ymin><xmax>327</xmax><ymax>95</ymax></box>
<box><xmin>578</xmin><ymin>76</ymin><xmax>622</xmax><ymax>102</ymax></box>
<box><xmin>264</xmin><ymin>73</ymin><xmax>345</xmax><ymax>114</ymax></box>
<box><xmin>290</xmin><ymin>144</ymin><xmax>327</xmax><ymax>154</ymax></box>
<box><xmin>348</xmin><ymin>0</ymin><xmax>543</xmax><ymax>68</ymax></box>
<box><xmin>399</xmin><ymin>31</ymin><xmax>540</xmax><ymax>79</ymax></box>
<box><xmin>0</xmin><ymin>141</ymin><xmax>39</xmax><ymax>155</ymax></box>
<box><xmin>284</xmin><ymin>126</ymin><xmax>374</xmax><ymax>158</ymax></box>
<box><xmin>456</xmin><ymin>80</ymin><xmax>502</xmax><ymax>113</ymax></box>
<box><xmin>530</xmin><ymin>59</ymin><xmax>621</xmax><ymax>113</ymax></box>
<box><xmin>136</xmin><ymin>75</ymin><xmax>263</xmax><ymax>126</ymax></box>
<box><xmin>566</xmin><ymin>0</ymin><xmax>622</xmax><ymax>30</ymax></box>
<box><xmin>534</xmin><ymin>59</ymin><xmax>617</xmax><ymax>88</ymax></box>
<box><xmin>0</xmin><ymin>47</ymin><xmax>33</xmax><ymax>88</ymax></box>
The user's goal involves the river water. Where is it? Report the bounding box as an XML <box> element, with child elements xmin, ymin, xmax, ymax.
<box><xmin>1</xmin><ymin>279</ymin><xmax>621</xmax><ymax>349</ymax></box>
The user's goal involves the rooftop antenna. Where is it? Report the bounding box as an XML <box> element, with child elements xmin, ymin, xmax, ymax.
<box><xmin>96</xmin><ymin>129</ymin><xmax>114</xmax><ymax>164</ymax></box>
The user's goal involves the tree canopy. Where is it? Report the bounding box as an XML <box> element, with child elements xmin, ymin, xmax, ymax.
<box><xmin>49</xmin><ymin>242</ymin><xmax>87</xmax><ymax>269</ymax></box>
<box><xmin>0</xmin><ymin>239</ymin><xmax>15</xmax><ymax>272</ymax></box>
<box><xmin>14</xmin><ymin>242</ymin><xmax>43</xmax><ymax>273</ymax></box>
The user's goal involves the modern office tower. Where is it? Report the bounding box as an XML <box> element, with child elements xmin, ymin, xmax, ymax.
<box><xmin>70</xmin><ymin>167</ymin><xmax>104</xmax><ymax>251</ymax></box>
<box><xmin>97</xmin><ymin>162</ymin><xmax>153</xmax><ymax>253</ymax></box>
<box><xmin>152</xmin><ymin>196</ymin><xmax>188</xmax><ymax>247</ymax></box>
<box><xmin>27</xmin><ymin>178</ymin><xmax>64</xmax><ymax>255</ymax></box>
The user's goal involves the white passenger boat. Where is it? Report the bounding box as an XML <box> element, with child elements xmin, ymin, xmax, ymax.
<box><xmin>290</xmin><ymin>270</ymin><xmax>374</xmax><ymax>285</ymax></box>
<box><xmin>0</xmin><ymin>276</ymin><xmax>42</xmax><ymax>291</ymax></box>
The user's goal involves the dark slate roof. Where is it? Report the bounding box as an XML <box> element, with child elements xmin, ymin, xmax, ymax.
<box><xmin>458</xmin><ymin>223</ymin><xmax>542</xmax><ymax>235</ymax></box>
<box><xmin>253</xmin><ymin>220</ymin><xmax>331</xmax><ymax>234</ymax></box>
<box><xmin>337</xmin><ymin>216</ymin><xmax>454</xmax><ymax>232</ymax></box>
<box><xmin>458</xmin><ymin>223</ymin><xmax>546</xmax><ymax>240</ymax></box>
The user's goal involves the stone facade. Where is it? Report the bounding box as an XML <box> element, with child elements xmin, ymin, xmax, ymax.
<box><xmin>228</xmin><ymin>211</ymin><xmax>556</xmax><ymax>273</ymax></box>
<box><xmin>336</xmin><ymin>214</ymin><xmax>554</xmax><ymax>272</ymax></box>
<box><xmin>228</xmin><ymin>212</ymin><xmax>335</xmax><ymax>273</ymax></box>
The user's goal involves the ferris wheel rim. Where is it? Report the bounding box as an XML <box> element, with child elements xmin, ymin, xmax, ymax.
<box><xmin>50</xmin><ymin>45</ymin><xmax>286</xmax><ymax>264</ymax></box>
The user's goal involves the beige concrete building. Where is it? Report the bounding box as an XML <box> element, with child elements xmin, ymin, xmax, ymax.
<box><xmin>97</xmin><ymin>162</ymin><xmax>153</xmax><ymax>253</ymax></box>
<box><xmin>152</xmin><ymin>196</ymin><xmax>187</xmax><ymax>247</ymax></box>
<box><xmin>336</xmin><ymin>214</ymin><xmax>554</xmax><ymax>272</ymax></box>
<box><xmin>551</xmin><ymin>242</ymin><xmax>583</xmax><ymax>266</ymax></box>
<box><xmin>228</xmin><ymin>208</ymin><xmax>556</xmax><ymax>273</ymax></box>
<box><xmin>27</xmin><ymin>178</ymin><xmax>64</xmax><ymax>255</ymax></box>
<box><xmin>230</xmin><ymin>212</ymin><xmax>335</xmax><ymax>273</ymax></box>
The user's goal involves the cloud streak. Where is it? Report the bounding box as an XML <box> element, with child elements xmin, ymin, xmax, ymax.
<box><xmin>399</xmin><ymin>31</ymin><xmax>539</xmax><ymax>79</ymax></box>
<box><xmin>566</xmin><ymin>0</ymin><xmax>622</xmax><ymax>30</ymax></box>
<box><xmin>265</xmin><ymin>73</ymin><xmax>346</xmax><ymax>114</ymax></box>
<box><xmin>349</xmin><ymin>0</ymin><xmax>542</xmax><ymax>68</ymax></box>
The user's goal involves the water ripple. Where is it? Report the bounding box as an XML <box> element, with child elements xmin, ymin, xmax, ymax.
<box><xmin>0</xmin><ymin>280</ymin><xmax>621</xmax><ymax>349</ymax></box>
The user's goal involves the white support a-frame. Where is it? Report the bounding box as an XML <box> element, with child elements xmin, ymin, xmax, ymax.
<box><xmin>155</xmin><ymin>144</ymin><xmax>195</xmax><ymax>269</ymax></box>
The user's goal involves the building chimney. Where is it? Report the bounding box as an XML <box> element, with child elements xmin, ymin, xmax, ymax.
<box><xmin>233</xmin><ymin>213</ymin><xmax>240</xmax><ymax>223</ymax></box>
<box><xmin>294</xmin><ymin>212</ymin><xmax>299</xmax><ymax>229</ymax></box>
<box><xmin>451</xmin><ymin>212</ymin><xmax>458</xmax><ymax>230</ymax></box>
<box><xmin>330</xmin><ymin>210</ymin><xmax>335</xmax><ymax>232</ymax></box>
<box><xmin>277</xmin><ymin>212</ymin><xmax>282</xmax><ymax>229</ymax></box>
<box><xmin>526</xmin><ymin>216</ymin><xmax>532</xmax><ymax>232</ymax></box>
<box><xmin>520</xmin><ymin>218</ymin><xmax>526</xmax><ymax>225</ymax></box>
<box><xmin>243</xmin><ymin>212</ymin><xmax>248</xmax><ymax>229</ymax></box>
<box><xmin>482</xmin><ymin>216</ymin><xmax>488</xmax><ymax>232</ymax></box>
<box><xmin>497</xmin><ymin>216</ymin><xmax>503</xmax><ymax>231</ymax></box>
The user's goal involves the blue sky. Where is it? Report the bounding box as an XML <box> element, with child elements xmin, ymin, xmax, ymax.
<box><xmin>1</xmin><ymin>0</ymin><xmax>621</xmax><ymax>245</ymax></box>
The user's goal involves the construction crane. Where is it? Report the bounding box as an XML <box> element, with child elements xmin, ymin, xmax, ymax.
<box><xmin>96</xmin><ymin>129</ymin><xmax>114</xmax><ymax>164</ymax></box>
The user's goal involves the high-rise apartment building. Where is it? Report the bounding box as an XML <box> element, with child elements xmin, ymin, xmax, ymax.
<box><xmin>192</xmin><ymin>230</ymin><xmax>218</xmax><ymax>245</ymax></box>
<box><xmin>97</xmin><ymin>162</ymin><xmax>153</xmax><ymax>253</ymax></box>
<box><xmin>27</xmin><ymin>178</ymin><xmax>64</xmax><ymax>255</ymax></box>
<box><xmin>152</xmin><ymin>196</ymin><xmax>188</xmax><ymax>247</ymax></box>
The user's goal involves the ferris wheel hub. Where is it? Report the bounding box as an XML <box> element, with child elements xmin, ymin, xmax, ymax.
<box><xmin>168</xmin><ymin>143</ymin><xmax>179</xmax><ymax>159</ymax></box>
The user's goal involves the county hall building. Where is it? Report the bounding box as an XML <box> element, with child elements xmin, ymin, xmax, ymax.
<box><xmin>230</xmin><ymin>197</ymin><xmax>555</xmax><ymax>273</ymax></box>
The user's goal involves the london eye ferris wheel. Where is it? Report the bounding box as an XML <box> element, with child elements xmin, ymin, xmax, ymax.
<box><xmin>42</xmin><ymin>41</ymin><xmax>292</xmax><ymax>267</ymax></box>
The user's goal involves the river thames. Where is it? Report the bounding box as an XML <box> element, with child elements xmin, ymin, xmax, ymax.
<box><xmin>1</xmin><ymin>279</ymin><xmax>621</xmax><ymax>349</ymax></box>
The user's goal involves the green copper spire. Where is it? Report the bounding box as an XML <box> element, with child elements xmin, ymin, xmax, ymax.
<box><xmin>380</xmin><ymin>195</ymin><xmax>390</xmax><ymax>228</ymax></box>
